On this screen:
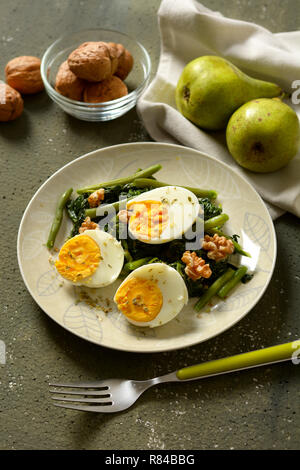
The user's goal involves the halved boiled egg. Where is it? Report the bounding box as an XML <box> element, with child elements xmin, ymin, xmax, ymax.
<box><xmin>125</xmin><ymin>186</ymin><xmax>200</xmax><ymax>244</ymax></box>
<box><xmin>113</xmin><ymin>263</ymin><xmax>188</xmax><ymax>327</ymax></box>
<box><xmin>55</xmin><ymin>229</ymin><xmax>124</xmax><ymax>288</ymax></box>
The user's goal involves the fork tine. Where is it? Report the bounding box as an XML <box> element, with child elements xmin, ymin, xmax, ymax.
<box><xmin>52</xmin><ymin>396</ymin><xmax>112</xmax><ymax>404</ymax></box>
<box><xmin>53</xmin><ymin>402</ymin><xmax>115</xmax><ymax>413</ymax></box>
<box><xmin>49</xmin><ymin>381</ymin><xmax>109</xmax><ymax>389</ymax></box>
<box><xmin>49</xmin><ymin>389</ymin><xmax>110</xmax><ymax>396</ymax></box>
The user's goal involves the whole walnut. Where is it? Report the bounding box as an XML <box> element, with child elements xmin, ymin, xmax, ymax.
<box><xmin>0</xmin><ymin>83</ymin><xmax>24</xmax><ymax>121</ymax></box>
<box><xmin>115</xmin><ymin>48</ymin><xmax>134</xmax><ymax>80</ymax></box>
<box><xmin>5</xmin><ymin>56</ymin><xmax>44</xmax><ymax>94</ymax></box>
<box><xmin>83</xmin><ymin>76</ymin><xmax>128</xmax><ymax>103</ymax></box>
<box><xmin>68</xmin><ymin>42</ymin><xmax>118</xmax><ymax>82</ymax></box>
<box><xmin>106</xmin><ymin>42</ymin><xmax>133</xmax><ymax>80</ymax></box>
<box><xmin>55</xmin><ymin>60</ymin><xmax>86</xmax><ymax>101</ymax></box>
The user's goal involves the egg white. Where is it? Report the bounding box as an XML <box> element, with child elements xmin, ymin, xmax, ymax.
<box><xmin>113</xmin><ymin>263</ymin><xmax>189</xmax><ymax>327</ymax></box>
<box><xmin>126</xmin><ymin>186</ymin><xmax>200</xmax><ymax>244</ymax></box>
<box><xmin>59</xmin><ymin>229</ymin><xmax>124</xmax><ymax>288</ymax></box>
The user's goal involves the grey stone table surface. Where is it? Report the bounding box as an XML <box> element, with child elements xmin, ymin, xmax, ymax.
<box><xmin>0</xmin><ymin>0</ymin><xmax>299</xmax><ymax>450</ymax></box>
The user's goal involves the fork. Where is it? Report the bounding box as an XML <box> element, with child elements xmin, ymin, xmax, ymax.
<box><xmin>49</xmin><ymin>340</ymin><xmax>299</xmax><ymax>413</ymax></box>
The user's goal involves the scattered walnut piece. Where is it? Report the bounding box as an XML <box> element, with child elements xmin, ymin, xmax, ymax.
<box><xmin>68</xmin><ymin>42</ymin><xmax>116</xmax><ymax>82</ymax></box>
<box><xmin>79</xmin><ymin>217</ymin><xmax>99</xmax><ymax>233</ymax></box>
<box><xmin>83</xmin><ymin>76</ymin><xmax>128</xmax><ymax>103</ymax></box>
<box><xmin>118</xmin><ymin>209</ymin><xmax>132</xmax><ymax>223</ymax></box>
<box><xmin>88</xmin><ymin>188</ymin><xmax>105</xmax><ymax>208</ymax></box>
<box><xmin>55</xmin><ymin>60</ymin><xmax>86</xmax><ymax>101</ymax></box>
<box><xmin>202</xmin><ymin>234</ymin><xmax>234</xmax><ymax>261</ymax></box>
<box><xmin>181</xmin><ymin>251</ymin><xmax>212</xmax><ymax>281</ymax></box>
<box><xmin>5</xmin><ymin>56</ymin><xmax>44</xmax><ymax>94</ymax></box>
<box><xmin>115</xmin><ymin>48</ymin><xmax>134</xmax><ymax>80</ymax></box>
<box><xmin>0</xmin><ymin>83</ymin><xmax>24</xmax><ymax>121</ymax></box>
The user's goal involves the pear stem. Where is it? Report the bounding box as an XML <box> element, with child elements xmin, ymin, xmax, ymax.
<box><xmin>273</xmin><ymin>90</ymin><xmax>286</xmax><ymax>101</ymax></box>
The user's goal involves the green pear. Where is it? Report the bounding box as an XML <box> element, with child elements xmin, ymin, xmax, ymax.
<box><xmin>175</xmin><ymin>56</ymin><xmax>282</xmax><ymax>130</ymax></box>
<box><xmin>226</xmin><ymin>98</ymin><xmax>300</xmax><ymax>173</ymax></box>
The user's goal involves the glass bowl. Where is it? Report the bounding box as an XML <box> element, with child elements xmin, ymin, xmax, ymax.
<box><xmin>41</xmin><ymin>29</ymin><xmax>151</xmax><ymax>121</ymax></box>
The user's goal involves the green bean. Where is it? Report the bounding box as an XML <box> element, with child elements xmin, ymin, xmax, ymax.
<box><xmin>194</xmin><ymin>268</ymin><xmax>235</xmax><ymax>311</ymax></box>
<box><xmin>207</xmin><ymin>228</ymin><xmax>251</xmax><ymax>258</ymax></box>
<box><xmin>84</xmin><ymin>196</ymin><xmax>134</xmax><ymax>219</ymax></box>
<box><xmin>132</xmin><ymin>178</ymin><xmax>218</xmax><ymax>200</ymax></box>
<box><xmin>217</xmin><ymin>266</ymin><xmax>248</xmax><ymax>299</ymax></box>
<box><xmin>123</xmin><ymin>257</ymin><xmax>153</xmax><ymax>272</ymax></box>
<box><xmin>46</xmin><ymin>188</ymin><xmax>73</xmax><ymax>250</ymax></box>
<box><xmin>121</xmin><ymin>240</ymin><xmax>133</xmax><ymax>263</ymax></box>
<box><xmin>77</xmin><ymin>164</ymin><xmax>162</xmax><ymax>194</ymax></box>
<box><xmin>204</xmin><ymin>213</ymin><xmax>229</xmax><ymax>230</ymax></box>
<box><xmin>84</xmin><ymin>208</ymin><xmax>97</xmax><ymax>219</ymax></box>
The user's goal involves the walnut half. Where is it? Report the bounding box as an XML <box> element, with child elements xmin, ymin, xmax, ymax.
<box><xmin>202</xmin><ymin>234</ymin><xmax>234</xmax><ymax>261</ymax></box>
<box><xmin>88</xmin><ymin>189</ymin><xmax>105</xmax><ymax>208</ymax></box>
<box><xmin>79</xmin><ymin>217</ymin><xmax>99</xmax><ymax>233</ymax></box>
<box><xmin>181</xmin><ymin>251</ymin><xmax>212</xmax><ymax>281</ymax></box>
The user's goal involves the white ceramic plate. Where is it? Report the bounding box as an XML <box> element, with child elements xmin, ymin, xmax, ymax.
<box><xmin>17</xmin><ymin>143</ymin><xmax>276</xmax><ymax>353</ymax></box>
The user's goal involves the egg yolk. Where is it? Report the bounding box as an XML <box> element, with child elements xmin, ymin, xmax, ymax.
<box><xmin>115</xmin><ymin>277</ymin><xmax>163</xmax><ymax>323</ymax></box>
<box><xmin>127</xmin><ymin>200</ymin><xmax>169</xmax><ymax>239</ymax></box>
<box><xmin>55</xmin><ymin>235</ymin><xmax>101</xmax><ymax>282</ymax></box>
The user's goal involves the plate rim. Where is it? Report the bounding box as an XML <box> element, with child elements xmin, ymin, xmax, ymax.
<box><xmin>17</xmin><ymin>141</ymin><xmax>277</xmax><ymax>353</ymax></box>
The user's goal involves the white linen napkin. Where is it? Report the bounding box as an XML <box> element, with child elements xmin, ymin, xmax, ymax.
<box><xmin>137</xmin><ymin>0</ymin><xmax>300</xmax><ymax>219</ymax></box>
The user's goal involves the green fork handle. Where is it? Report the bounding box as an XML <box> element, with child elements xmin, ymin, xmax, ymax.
<box><xmin>176</xmin><ymin>341</ymin><xmax>300</xmax><ymax>381</ymax></box>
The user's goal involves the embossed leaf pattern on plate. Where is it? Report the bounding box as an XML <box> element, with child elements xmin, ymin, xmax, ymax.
<box><xmin>63</xmin><ymin>303</ymin><xmax>103</xmax><ymax>343</ymax></box>
<box><xmin>244</xmin><ymin>213</ymin><xmax>271</xmax><ymax>252</ymax></box>
<box><xmin>37</xmin><ymin>270</ymin><xmax>62</xmax><ymax>296</ymax></box>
